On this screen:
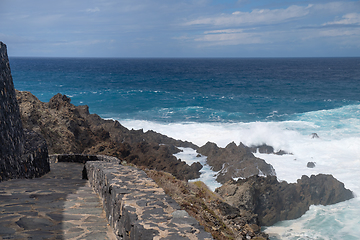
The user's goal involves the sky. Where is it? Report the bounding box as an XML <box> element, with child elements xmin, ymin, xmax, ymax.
<box><xmin>1</xmin><ymin>0</ymin><xmax>360</xmax><ymax>58</ymax></box>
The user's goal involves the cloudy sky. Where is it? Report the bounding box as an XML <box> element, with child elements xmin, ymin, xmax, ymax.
<box><xmin>1</xmin><ymin>0</ymin><xmax>360</xmax><ymax>57</ymax></box>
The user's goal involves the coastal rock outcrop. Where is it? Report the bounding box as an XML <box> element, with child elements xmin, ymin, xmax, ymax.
<box><xmin>249</xmin><ymin>144</ymin><xmax>289</xmax><ymax>155</ymax></box>
<box><xmin>146</xmin><ymin>169</ymin><xmax>269</xmax><ymax>240</ymax></box>
<box><xmin>216</xmin><ymin>174</ymin><xmax>354</xmax><ymax>226</ymax></box>
<box><xmin>0</xmin><ymin>41</ymin><xmax>49</xmax><ymax>181</ymax></box>
<box><xmin>197</xmin><ymin>142</ymin><xmax>276</xmax><ymax>184</ymax></box>
<box><xmin>16</xmin><ymin>90</ymin><xmax>200</xmax><ymax>180</ymax></box>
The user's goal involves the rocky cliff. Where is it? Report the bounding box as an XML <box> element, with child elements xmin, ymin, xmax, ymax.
<box><xmin>16</xmin><ymin>91</ymin><xmax>201</xmax><ymax>180</ymax></box>
<box><xmin>0</xmin><ymin>41</ymin><xmax>49</xmax><ymax>181</ymax></box>
<box><xmin>216</xmin><ymin>174</ymin><xmax>354</xmax><ymax>226</ymax></box>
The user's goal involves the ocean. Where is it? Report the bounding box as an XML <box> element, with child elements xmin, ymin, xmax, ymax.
<box><xmin>10</xmin><ymin>57</ymin><xmax>360</xmax><ymax>239</ymax></box>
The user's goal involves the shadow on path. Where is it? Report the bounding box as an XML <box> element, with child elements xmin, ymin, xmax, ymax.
<box><xmin>0</xmin><ymin>162</ymin><xmax>115</xmax><ymax>239</ymax></box>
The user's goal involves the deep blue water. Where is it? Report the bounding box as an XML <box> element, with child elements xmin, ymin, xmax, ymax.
<box><xmin>10</xmin><ymin>57</ymin><xmax>360</xmax><ymax>123</ymax></box>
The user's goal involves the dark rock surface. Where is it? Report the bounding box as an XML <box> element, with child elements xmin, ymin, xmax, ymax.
<box><xmin>307</xmin><ymin>162</ymin><xmax>316</xmax><ymax>168</ymax></box>
<box><xmin>0</xmin><ymin>41</ymin><xmax>49</xmax><ymax>181</ymax></box>
<box><xmin>16</xmin><ymin>90</ymin><xmax>200</xmax><ymax>180</ymax></box>
<box><xmin>0</xmin><ymin>41</ymin><xmax>25</xmax><ymax>180</ymax></box>
<box><xmin>146</xmin><ymin>169</ymin><xmax>269</xmax><ymax>240</ymax></box>
<box><xmin>21</xmin><ymin>130</ymin><xmax>50</xmax><ymax>179</ymax></box>
<box><xmin>197</xmin><ymin>142</ymin><xmax>276</xmax><ymax>184</ymax></box>
<box><xmin>249</xmin><ymin>144</ymin><xmax>289</xmax><ymax>155</ymax></box>
<box><xmin>311</xmin><ymin>133</ymin><xmax>319</xmax><ymax>138</ymax></box>
<box><xmin>216</xmin><ymin>174</ymin><xmax>354</xmax><ymax>226</ymax></box>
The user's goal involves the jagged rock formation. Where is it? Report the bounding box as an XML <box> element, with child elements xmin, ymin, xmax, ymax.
<box><xmin>146</xmin><ymin>169</ymin><xmax>269</xmax><ymax>240</ymax></box>
<box><xmin>0</xmin><ymin>41</ymin><xmax>49</xmax><ymax>181</ymax></box>
<box><xmin>197</xmin><ymin>142</ymin><xmax>276</xmax><ymax>184</ymax></box>
<box><xmin>249</xmin><ymin>144</ymin><xmax>289</xmax><ymax>155</ymax></box>
<box><xmin>216</xmin><ymin>174</ymin><xmax>354</xmax><ymax>226</ymax></box>
<box><xmin>16</xmin><ymin>91</ymin><xmax>201</xmax><ymax>180</ymax></box>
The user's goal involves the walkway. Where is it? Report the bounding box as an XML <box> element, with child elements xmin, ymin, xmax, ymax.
<box><xmin>0</xmin><ymin>162</ymin><xmax>116</xmax><ymax>240</ymax></box>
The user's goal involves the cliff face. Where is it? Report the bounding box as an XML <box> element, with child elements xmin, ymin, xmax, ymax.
<box><xmin>0</xmin><ymin>42</ymin><xmax>49</xmax><ymax>181</ymax></box>
<box><xmin>16</xmin><ymin>91</ymin><xmax>201</xmax><ymax>180</ymax></box>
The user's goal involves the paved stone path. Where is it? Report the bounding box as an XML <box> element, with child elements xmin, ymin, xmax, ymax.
<box><xmin>0</xmin><ymin>162</ymin><xmax>116</xmax><ymax>240</ymax></box>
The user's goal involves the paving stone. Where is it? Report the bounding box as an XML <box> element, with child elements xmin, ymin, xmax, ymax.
<box><xmin>46</xmin><ymin>213</ymin><xmax>63</xmax><ymax>221</ymax></box>
<box><xmin>19</xmin><ymin>211</ymin><xmax>38</xmax><ymax>217</ymax></box>
<box><xmin>83</xmin><ymin>216</ymin><xmax>103</xmax><ymax>222</ymax></box>
<box><xmin>22</xmin><ymin>230</ymin><xmax>56</xmax><ymax>239</ymax></box>
<box><xmin>63</xmin><ymin>231</ymin><xmax>84</xmax><ymax>239</ymax></box>
<box><xmin>81</xmin><ymin>232</ymin><xmax>110</xmax><ymax>240</ymax></box>
<box><xmin>67</xmin><ymin>227</ymin><xmax>83</xmax><ymax>233</ymax></box>
<box><xmin>0</xmin><ymin>162</ymin><xmax>116</xmax><ymax>240</ymax></box>
<box><xmin>62</xmin><ymin>214</ymin><xmax>83</xmax><ymax>221</ymax></box>
<box><xmin>16</xmin><ymin>217</ymin><xmax>53</xmax><ymax>230</ymax></box>
<box><xmin>0</xmin><ymin>225</ymin><xmax>16</xmax><ymax>235</ymax></box>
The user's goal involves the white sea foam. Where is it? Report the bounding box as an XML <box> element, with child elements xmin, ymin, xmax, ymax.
<box><xmin>174</xmin><ymin>147</ymin><xmax>221</xmax><ymax>191</ymax></box>
<box><xmin>118</xmin><ymin>105</ymin><xmax>360</xmax><ymax>240</ymax></box>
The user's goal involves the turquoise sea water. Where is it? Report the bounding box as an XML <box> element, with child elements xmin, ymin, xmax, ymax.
<box><xmin>10</xmin><ymin>57</ymin><xmax>360</xmax><ymax>239</ymax></box>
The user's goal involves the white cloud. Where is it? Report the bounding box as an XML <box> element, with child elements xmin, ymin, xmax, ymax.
<box><xmin>85</xmin><ymin>7</ymin><xmax>100</xmax><ymax>13</ymax></box>
<box><xmin>204</xmin><ymin>29</ymin><xmax>245</xmax><ymax>34</ymax></box>
<box><xmin>312</xmin><ymin>1</ymin><xmax>351</xmax><ymax>12</ymax></box>
<box><xmin>185</xmin><ymin>4</ymin><xmax>313</xmax><ymax>27</ymax></box>
<box><xmin>52</xmin><ymin>39</ymin><xmax>105</xmax><ymax>46</ymax></box>
<box><xmin>319</xmin><ymin>28</ymin><xmax>360</xmax><ymax>37</ymax></box>
<box><xmin>324</xmin><ymin>13</ymin><xmax>360</xmax><ymax>25</ymax></box>
<box><xmin>193</xmin><ymin>29</ymin><xmax>264</xmax><ymax>46</ymax></box>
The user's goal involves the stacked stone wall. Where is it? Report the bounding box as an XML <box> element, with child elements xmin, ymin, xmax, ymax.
<box><xmin>86</xmin><ymin>161</ymin><xmax>213</xmax><ymax>240</ymax></box>
<box><xmin>0</xmin><ymin>41</ymin><xmax>49</xmax><ymax>181</ymax></box>
<box><xmin>51</xmin><ymin>154</ymin><xmax>213</xmax><ymax>239</ymax></box>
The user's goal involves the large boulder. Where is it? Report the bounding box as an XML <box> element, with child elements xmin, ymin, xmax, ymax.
<box><xmin>197</xmin><ymin>142</ymin><xmax>276</xmax><ymax>184</ymax></box>
<box><xmin>216</xmin><ymin>174</ymin><xmax>354</xmax><ymax>226</ymax></box>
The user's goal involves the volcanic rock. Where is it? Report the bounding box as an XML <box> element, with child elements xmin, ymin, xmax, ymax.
<box><xmin>249</xmin><ymin>144</ymin><xmax>289</xmax><ymax>155</ymax></box>
<box><xmin>197</xmin><ymin>142</ymin><xmax>276</xmax><ymax>184</ymax></box>
<box><xmin>16</xmin><ymin>90</ymin><xmax>200</xmax><ymax>180</ymax></box>
<box><xmin>216</xmin><ymin>174</ymin><xmax>354</xmax><ymax>226</ymax></box>
<box><xmin>146</xmin><ymin>169</ymin><xmax>269</xmax><ymax>240</ymax></box>
<box><xmin>311</xmin><ymin>133</ymin><xmax>319</xmax><ymax>138</ymax></box>
<box><xmin>307</xmin><ymin>162</ymin><xmax>316</xmax><ymax>168</ymax></box>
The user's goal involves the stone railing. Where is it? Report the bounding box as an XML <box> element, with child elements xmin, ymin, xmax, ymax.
<box><xmin>50</xmin><ymin>154</ymin><xmax>213</xmax><ymax>240</ymax></box>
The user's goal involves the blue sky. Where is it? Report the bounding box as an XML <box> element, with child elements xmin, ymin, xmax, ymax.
<box><xmin>1</xmin><ymin>0</ymin><xmax>360</xmax><ymax>57</ymax></box>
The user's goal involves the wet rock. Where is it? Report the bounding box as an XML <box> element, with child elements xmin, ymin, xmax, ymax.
<box><xmin>249</xmin><ymin>144</ymin><xmax>289</xmax><ymax>155</ymax></box>
<box><xmin>311</xmin><ymin>133</ymin><xmax>319</xmax><ymax>138</ymax></box>
<box><xmin>197</xmin><ymin>142</ymin><xmax>276</xmax><ymax>184</ymax></box>
<box><xmin>307</xmin><ymin>162</ymin><xmax>316</xmax><ymax>168</ymax></box>
<box><xmin>216</xmin><ymin>174</ymin><xmax>354</xmax><ymax>226</ymax></box>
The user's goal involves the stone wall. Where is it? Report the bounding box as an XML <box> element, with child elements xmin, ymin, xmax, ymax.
<box><xmin>0</xmin><ymin>41</ymin><xmax>25</xmax><ymax>180</ymax></box>
<box><xmin>85</xmin><ymin>161</ymin><xmax>213</xmax><ymax>240</ymax></box>
<box><xmin>0</xmin><ymin>41</ymin><xmax>49</xmax><ymax>181</ymax></box>
<box><xmin>51</xmin><ymin>154</ymin><xmax>213</xmax><ymax>239</ymax></box>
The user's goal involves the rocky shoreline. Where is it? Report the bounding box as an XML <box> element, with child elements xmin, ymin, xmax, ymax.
<box><xmin>216</xmin><ymin>174</ymin><xmax>354</xmax><ymax>226</ymax></box>
<box><xmin>15</xmin><ymin>90</ymin><xmax>355</xmax><ymax>239</ymax></box>
<box><xmin>1</xmin><ymin>40</ymin><xmax>354</xmax><ymax>239</ymax></box>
